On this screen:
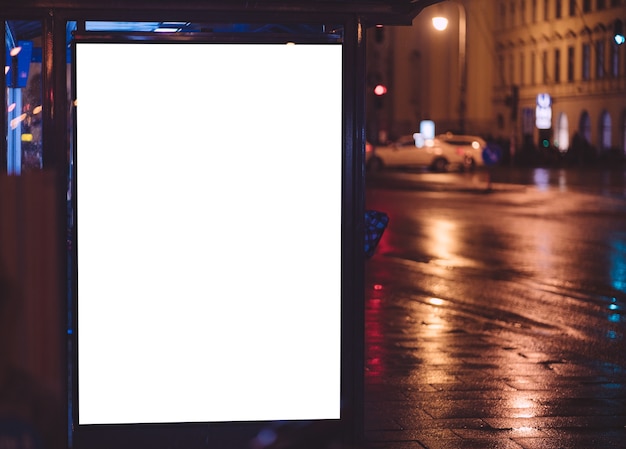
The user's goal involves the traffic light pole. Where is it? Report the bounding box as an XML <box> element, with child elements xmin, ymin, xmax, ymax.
<box><xmin>457</xmin><ymin>1</ymin><xmax>466</xmax><ymax>135</ymax></box>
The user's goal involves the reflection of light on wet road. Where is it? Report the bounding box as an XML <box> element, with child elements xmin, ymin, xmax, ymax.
<box><xmin>608</xmin><ymin>235</ymin><xmax>625</xmax><ymax>340</ymax></box>
<box><xmin>426</xmin><ymin>219</ymin><xmax>456</xmax><ymax>260</ymax></box>
<box><xmin>414</xmin><ymin>296</ymin><xmax>457</xmax><ymax>384</ymax></box>
<box><xmin>422</xmin><ymin>321</ymin><xmax>444</xmax><ymax>332</ymax></box>
<box><xmin>510</xmin><ymin>398</ymin><xmax>535</xmax><ymax>409</ymax></box>
<box><xmin>507</xmin><ymin>397</ymin><xmax>538</xmax><ymax>418</ymax></box>
<box><xmin>365</xmin><ymin>285</ymin><xmax>385</xmax><ymax>380</ymax></box>
<box><xmin>428</xmin><ymin>297</ymin><xmax>445</xmax><ymax>306</ymax></box>
<box><xmin>609</xmin><ymin>235</ymin><xmax>626</xmax><ymax>294</ymax></box>
<box><xmin>533</xmin><ymin>229</ymin><xmax>553</xmax><ymax>272</ymax></box>
<box><xmin>424</xmin><ymin>218</ymin><xmax>475</xmax><ymax>268</ymax></box>
<box><xmin>533</xmin><ymin>168</ymin><xmax>550</xmax><ymax>191</ymax></box>
<box><xmin>557</xmin><ymin>169</ymin><xmax>567</xmax><ymax>191</ymax></box>
<box><xmin>531</xmin><ymin>168</ymin><xmax>569</xmax><ymax>192</ymax></box>
<box><xmin>422</xmin><ymin>296</ymin><xmax>447</xmax><ymax>336</ymax></box>
<box><xmin>604</xmin><ymin>297</ymin><xmax>623</xmax><ymax>341</ymax></box>
<box><xmin>607</xmin><ymin>330</ymin><xmax>618</xmax><ymax>339</ymax></box>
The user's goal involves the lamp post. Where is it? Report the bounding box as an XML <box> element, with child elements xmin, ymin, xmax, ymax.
<box><xmin>432</xmin><ymin>0</ymin><xmax>467</xmax><ymax>134</ymax></box>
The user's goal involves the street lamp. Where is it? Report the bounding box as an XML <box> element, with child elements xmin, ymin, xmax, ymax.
<box><xmin>432</xmin><ymin>0</ymin><xmax>467</xmax><ymax>134</ymax></box>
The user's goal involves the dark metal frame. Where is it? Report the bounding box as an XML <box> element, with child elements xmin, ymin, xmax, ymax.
<box><xmin>59</xmin><ymin>9</ymin><xmax>366</xmax><ymax>449</ymax></box>
<box><xmin>0</xmin><ymin>0</ymin><xmax>441</xmax><ymax>26</ymax></box>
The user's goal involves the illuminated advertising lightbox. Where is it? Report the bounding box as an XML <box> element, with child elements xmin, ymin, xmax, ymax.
<box><xmin>75</xmin><ymin>42</ymin><xmax>342</xmax><ymax>427</ymax></box>
<box><xmin>535</xmin><ymin>93</ymin><xmax>552</xmax><ymax>130</ymax></box>
<box><xmin>419</xmin><ymin>120</ymin><xmax>435</xmax><ymax>140</ymax></box>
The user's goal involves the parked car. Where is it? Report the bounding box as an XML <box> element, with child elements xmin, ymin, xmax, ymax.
<box><xmin>366</xmin><ymin>133</ymin><xmax>486</xmax><ymax>172</ymax></box>
<box><xmin>434</xmin><ymin>133</ymin><xmax>487</xmax><ymax>171</ymax></box>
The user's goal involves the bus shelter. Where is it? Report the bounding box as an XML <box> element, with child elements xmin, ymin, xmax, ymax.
<box><xmin>0</xmin><ymin>1</ymin><xmax>440</xmax><ymax>448</ymax></box>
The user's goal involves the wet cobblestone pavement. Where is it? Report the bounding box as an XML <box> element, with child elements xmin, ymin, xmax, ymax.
<box><xmin>364</xmin><ymin>172</ymin><xmax>626</xmax><ymax>449</ymax></box>
<box><xmin>363</xmin><ymin>281</ymin><xmax>626</xmax><ymax>448</ymax></box>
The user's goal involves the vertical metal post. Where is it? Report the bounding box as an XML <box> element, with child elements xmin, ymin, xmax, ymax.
<box><xmin>457</xmin><ymin>0</ymin><xmax>466</xmax><ymax>134</ymax></box>
<box><xmin>342</xmin><ymin>13</ymin><xmax>366</xmax><ymax>449</ymax></box>
<box><xmin>432</xmin><ymin>0</ymin><xmax>467</xmax><ymax>134</ymax></box>
<box><xmin>44</xmin><ymin>11</ymin><xmax>70</xmax><ymax>449</ymax></box>
<box><xmin>2</xmin><ymin>21</ymin><xmax>8</xmax><ymax>173</ymax></box>
<box><xmin>43</xmin><ymin>12</ymin><xmax>56</xmax><ymax>169</ymax></box>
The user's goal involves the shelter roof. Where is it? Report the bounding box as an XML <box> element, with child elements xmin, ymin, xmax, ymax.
<box><xmin>0</xmin><ymin>0</ymin><xmax>443</xmax><ymax>26</ymax></box>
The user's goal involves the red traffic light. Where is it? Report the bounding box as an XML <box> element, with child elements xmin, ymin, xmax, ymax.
<box><xmin>373</xmin><ymin>84</ymin><xmax>387</xmax><ymax>96</ymax></box>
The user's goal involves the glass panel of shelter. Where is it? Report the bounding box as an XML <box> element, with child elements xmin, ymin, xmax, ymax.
<box><xmin>4</xmin><ymin>20</ymin><xmax>43</xmax><ymax>174</ymax></box>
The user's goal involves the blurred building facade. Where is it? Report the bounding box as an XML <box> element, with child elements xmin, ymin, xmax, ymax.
<box><xmin>367</xmin><ymin>0</ymin><xmax>626</xmax><ymax>162</ymax></box>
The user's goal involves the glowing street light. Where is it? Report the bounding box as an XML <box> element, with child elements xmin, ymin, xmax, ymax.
<box><xmin>431</xmin><ymin>16</ymin><xmax>449</xmax><ymax>31</ymax></box>
<box><xmin>432</xmin><ymin>2</ymin><xmax>467</xmax><ymax>134</ymax></box>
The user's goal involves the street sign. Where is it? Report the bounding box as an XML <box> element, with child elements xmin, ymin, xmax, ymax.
<box><xmin>482</xmin><ymin>143</ymin><xmax>502</xmax><ymax>166</ymax></box>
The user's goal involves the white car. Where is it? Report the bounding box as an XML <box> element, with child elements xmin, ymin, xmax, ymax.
<box><xmin>366</xmin><ymin>133</ymin><xmax>486</xmax><ymax>172</ymax></box>
<box><xmin>434</xmin><ymin>133</ymin><xmax>487</xmax><ymax>171</ymax></box>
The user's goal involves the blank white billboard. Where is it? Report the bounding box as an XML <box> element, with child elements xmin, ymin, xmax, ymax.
<box><xmin>75</xmin><ymin>42</ymin><xmax>342</xmax><ymax>425</ymax></box>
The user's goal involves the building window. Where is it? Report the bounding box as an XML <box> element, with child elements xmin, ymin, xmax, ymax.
<box><xmin>567</xmin><ymin>45</ymin><xmax>575</xmax><ymax>81</ymax></box>
<box><xmin>611</xmin><ymin>0</ymin><xmax>621</xmax><ymax>7</ymax></box>
<box><xmin>582</xmin><ymin>43</ymin><xmax>590</xmax><ymax>80</ymax></box>
<box><xmin>556</xmin><ymin>0</ymin><xmax>563</xmax><ymax>17</ymax></box>
<box><xmin>509</xmin><ymin>53</ymin><xmax>515</xmax><ymax>85</ymax></box>
<box><xmin>597</xmin><ymin>0</ymin><xmax>606</xmax><ymax>9</ymax></box>
<box><xmin>521</xmin><ymin>0</ymin><xmax>527</xmax><ymax>23</ymax></box>
<box><xmin>570</xmin><ymin>0</ymin><xmax>577</xmax><ymax>15</ymax></box>
<box><xmin>580</xmin><ymin>110</ymin><xmax>591</xmax><ymax>142</ymax></box>
<box><xmin>500</xmin><ymin>3</ymin><xmax>506</xmax><ymax>28</ymax></box>
<box><xmin>611</xmin><ymin>42</ymin><xmax>620</xmax><ymax>77</ymax></box>
<box><xmin>596</xmin><ymin>40</ymin><xmax>605</xmax><ymax>79</ymax></box>
<box><xmin>532</xmin><ymin>0</ymin><xmax>538</xmax><ymax>22</ymax></box>
<box><xmin>600</xmin><ymin>110</ymin><xmax>611</xmax><ymax>150</ymax></box>
<box><xmin>554</xmin><ymin>48</ymin><xmax>561</xmax><ymax>82</ymax></box>
<box><xmin>520</xmin><ymin>52</ymin><xmax>526</xmax><ymax>85</ymax></box>
<box><xmin>531</xmin><ymin>51</ymin><xmax>537</xmax><ymax>84</ymax></box>
<box><xmin>544</xmin><ymin>0</ymin><xmax>550</xmax><ymax>20</ymax></box>
<box><xmin>542</xmin><ymin>50</ymin><xmax>548</xmax><ymax>83</ymax></box>
<box><xmin>499</xmin><ymin>54</ymin><xmax>506</xmax><ymax>86</ymax></box>
<box><xmin>583</xmin><ymin>0</ymin><xmax>591</xmax><ymax>12</ymax></box>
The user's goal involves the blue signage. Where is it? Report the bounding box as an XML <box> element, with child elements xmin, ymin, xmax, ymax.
<box><xmin>482</xmin><ymin>143</ymin><xmax>502</xmax><ymax>166</ymax></box>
